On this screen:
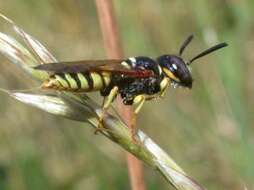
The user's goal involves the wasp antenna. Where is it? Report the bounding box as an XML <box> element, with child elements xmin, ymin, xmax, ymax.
<box><xmin>179</xmin><ymin>34</ymin><xmax>194</xmax><ymax>56</ymax></box>
<box><xmin>188</xmin><ymin>42</ymin><xmax>228</xmax><ymax>65</ymax></box>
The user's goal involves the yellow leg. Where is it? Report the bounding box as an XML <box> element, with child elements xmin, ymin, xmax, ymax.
<box><xmin>128</xmin><ymin>95</ymin><xmax>146</xmax><ymax>141</ymax></box>
<box><xmin>95</xmin><ymin>86</ymin><xmax>118</xmax><ymax>134</ymax></box>
<box><xmin>159</xmin><ymin>78</ymin><xmax>170</xmax><ymax>98</ymax></box>
<box><xmin>133</xmin><ymin>95</ymin><xmax>146</xmax><ymax>114</ymax></box>
<box><xmin>144</xmin><ymin>94</ymin><xmax>160</xmax><ymax>101</ymax></box>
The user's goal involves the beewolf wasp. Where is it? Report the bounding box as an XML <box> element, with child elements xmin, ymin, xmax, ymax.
<box><xmin>35</xmin><ymin>35</ymin><xmax>228</xmax><ymax>135</ymax></box>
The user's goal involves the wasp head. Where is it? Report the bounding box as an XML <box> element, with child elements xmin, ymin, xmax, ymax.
<box><xmin>157</xmin><ymin>34</ymin><xmax>228</xmax><ymax>89</ymax></box>
<box><xmin>157</xmin><ymin>55</ymin><xmax>192</xmax><ymax>88</ymax></box>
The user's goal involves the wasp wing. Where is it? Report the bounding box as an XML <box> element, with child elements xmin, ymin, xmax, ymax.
<box><xmin>34</xmin><ymin>60</ymin><xmax>121</xmax><ymax>72</ymax></box>
<box><xmin>34</xmin><ymin>60</ymin><xmax>154</xmax><ymax>78</ymax></box>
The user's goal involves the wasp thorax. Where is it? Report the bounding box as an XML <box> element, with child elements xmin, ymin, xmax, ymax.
<box><xmin>157</xmin><ymin>55</ymin><xmax>192</xmax><ymax>88</ymax></box>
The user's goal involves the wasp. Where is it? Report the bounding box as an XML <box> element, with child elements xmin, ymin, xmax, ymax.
<box><xmin>34</xmin><ymin>35</ymin><xmax>228</xmax><ymax>134</ymax></box>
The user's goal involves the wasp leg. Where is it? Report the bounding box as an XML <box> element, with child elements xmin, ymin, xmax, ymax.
<box><xmin>95</xmin><ymin>86</ymin><xmax>118</xmax><ymax>134</ymax></box>
<box><xmin>133</xmin><ymin>95</ymin><xmax>146</xmax><ymax>114</ymax></box>
<box><xmin>159</xmin><ymin>77</ymin><xmax>170</xmax><ymax>97</ymax></box>
<box><xmin>126</xmin><ymin>94</ymin><xmax>146</xmax><ymax>141</ymax></box>
<box><xmin>144</xmin><ymin>94</ymin><xmax>160</xmax><ymax>101</ymax></box>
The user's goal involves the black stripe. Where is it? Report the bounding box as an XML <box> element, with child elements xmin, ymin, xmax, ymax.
<box><xmin>57</xmin><ymin>73</ymin><xmax>70</xmax><ymax>88</ymax></box>
<box><xmin>125</xmin><ymin>59</ymin><xmax>133</xmax><ymax>68</ymax></box>
<box><xmin>69</xmin><ymin>73</ymin><xmax>81</xmax><ymax>89</ymax></box>
<box><xmin>83</xmin><ymin>72</ymin><xmax>93</xmax><ymax>90</ymax></box>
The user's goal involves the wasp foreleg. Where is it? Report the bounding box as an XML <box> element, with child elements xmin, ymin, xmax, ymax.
<box><xmin>159</xmin><ymin>77</ymin><xmax>170</xmax><ymax>98</ymax></box>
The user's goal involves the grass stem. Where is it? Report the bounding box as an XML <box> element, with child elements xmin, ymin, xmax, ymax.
<box><xmin>95</xmin><ymin>1</ymin><xmax>146</xmax><ymax>190</ymax></box>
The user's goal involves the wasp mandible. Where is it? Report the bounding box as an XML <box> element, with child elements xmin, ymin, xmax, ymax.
<box><xmin>35</xmin><ymin>35</ymin><xmax>228</xmax><ymax>133</ymax></box>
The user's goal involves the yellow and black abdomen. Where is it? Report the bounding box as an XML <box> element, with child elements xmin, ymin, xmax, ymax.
<box><xmin>42</xmin><ymin>72</ymin><xmax>111</xmax><ymax>92</ymax></box>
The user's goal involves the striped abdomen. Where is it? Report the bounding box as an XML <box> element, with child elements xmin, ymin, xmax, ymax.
<box><xmin>42</xmin><ymin>72</ymin><xmax>111</xmax><ymax>92</ymax></box>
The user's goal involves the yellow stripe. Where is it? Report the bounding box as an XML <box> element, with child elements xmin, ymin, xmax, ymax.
<box><xmin>91</xmin><ymin>72</ymin><xmax>103</xmax><ymax>90</ymax></box>
<box><xmin>163</xmin><ymin>68</ymin><xmax>180</xmax><ymax>82</ymax></box>
<box><xmin>121</xmin><ymin>61</ymin><xmax>131</xmax><ymax>69</ymax></box>
<box><xmin>64</xmin><ymin>74</ymin><xmax>78</xmax><ymax>89</ymax></box>
<box><xmin>55</xmin><ymin>75</ymin><xmax>69</xmax><ymax>88</ymax></box>
<box><xmin>77</xmin><ymin>73</ymin><xmax>89</xmax><ymax>89</ymax></box>
<box><xmin>101</xmin><ymin>72</ymin><xmax>111</xmax><ymax>86</ymax></box>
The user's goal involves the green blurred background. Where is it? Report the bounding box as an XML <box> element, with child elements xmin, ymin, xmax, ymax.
<box><xmin>0</xmin><ymin>0</ymin><xmax>253</xmax><ymax>189</ymax></box>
